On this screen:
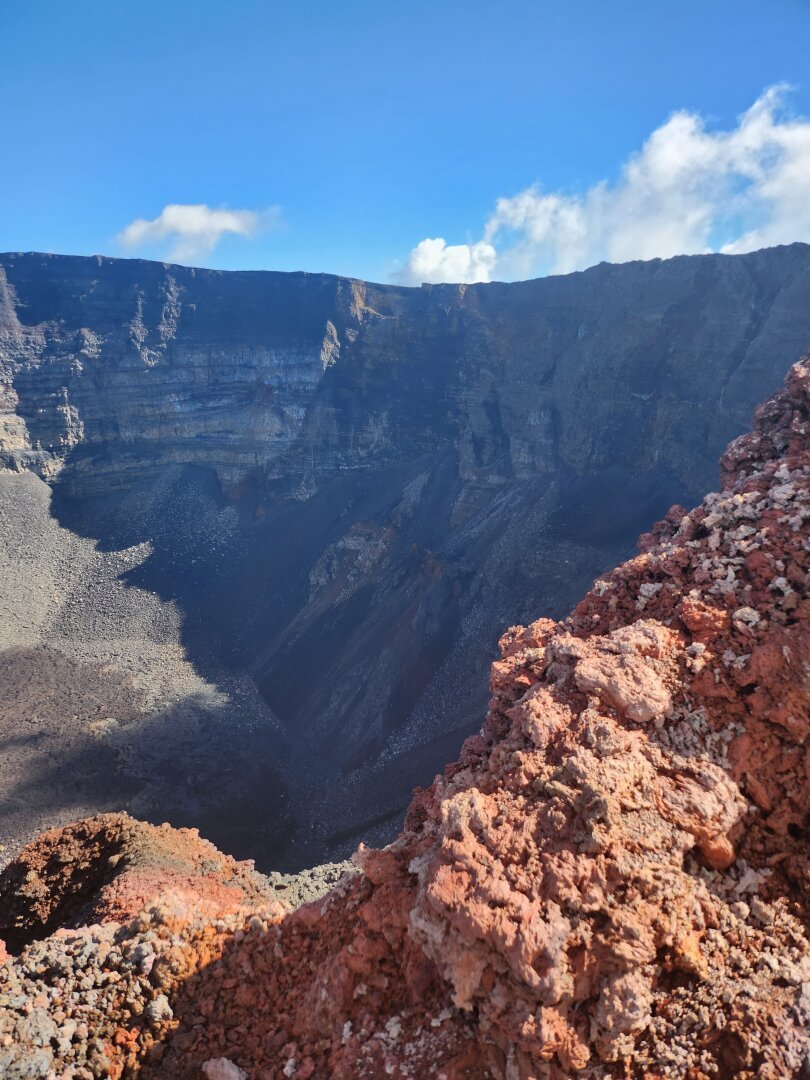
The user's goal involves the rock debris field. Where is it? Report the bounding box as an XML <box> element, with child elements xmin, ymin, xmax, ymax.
<box><xmin>0</xmin><ymin>470</ymin><xmax>290</xmax><ymax>868</ymax></box>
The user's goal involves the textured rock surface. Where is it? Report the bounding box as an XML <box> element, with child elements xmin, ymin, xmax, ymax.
<box><xmin>0</xmin><ymin>813</ymin><xmax>355</xmax><ymax>952</ymax></box>
<box><xmin>2</xmin><ymin>247</ymin><xmax>810</xmax><ymax>867</ymax></box>
<box><xmin>263</xmin><ymin>860</ymin><xmax>358</xmax><ymax>910</ymax></box>
<box><xmin>1</xmin><ymin>359</ymin><xmax>808</xmax><ymax>1077</ymax></box>
<box><xmin>0</xmin><ymin>815</ymin><xmax>279</xmax><ymax>949</ymax></box>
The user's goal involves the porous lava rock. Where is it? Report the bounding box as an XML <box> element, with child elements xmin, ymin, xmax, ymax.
<box><xmin>0</xmin><ymin>813</ymin><xmax>278</xmax><ymax>952</ymax></box>
<box><xmin>2</xmin><ymin>360</ymin><xmax>810</xmax><ymax>1078</ymax></box>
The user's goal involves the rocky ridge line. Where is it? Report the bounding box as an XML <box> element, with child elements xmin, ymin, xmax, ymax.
<box><xmin>1</xmin><ymin>359</ymin><xmax>809</xmax><ymax>1077</ymax></box>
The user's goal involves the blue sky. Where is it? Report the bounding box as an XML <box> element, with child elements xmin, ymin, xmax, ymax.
<box><xmin>2</xmin><ymin>0</ymin><xmax>810</xmax><ymax>282</ymax></box>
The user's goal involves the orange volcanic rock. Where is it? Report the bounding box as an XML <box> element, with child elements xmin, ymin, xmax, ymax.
<box><xmin>2</xmin><ymin>360</ymin><xmax>810</xmax><ymax>1078</ymax></box>
<box><xmin>0</xmin><ymin>813</ymin><xmax>278</xmax><ymax>952</ymax></box>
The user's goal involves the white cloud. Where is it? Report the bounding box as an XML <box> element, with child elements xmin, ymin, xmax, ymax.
<box><xmin>401</xmin><ymin>86</ymin><xmax>810</xmax><ymax>284</ymax></box>
<box><xmin>404</xmin><ymin>237</ymin><xmax>497</xmax><ymax>285</ymax></box>
<box><xmin>116</xmin><ymin>203</ymin><xmax>281</xmax><ymax>263</ymax></box>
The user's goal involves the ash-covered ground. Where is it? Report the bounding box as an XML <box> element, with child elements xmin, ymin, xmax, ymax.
<box><xmin>0</xmin><ymin>471</ymin><xmax>303</xmax><ymax>870</ymax></box>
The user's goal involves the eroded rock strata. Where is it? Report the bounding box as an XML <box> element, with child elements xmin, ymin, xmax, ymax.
<box><xmin>1</xmin><ymin>359</ymin><xmax>808</xmax><ymax>1077</ymax></box>
<box><xmin>2</xmin><ymin>246</ymin><xmax>810</xmax><ymax>867</ymax></box>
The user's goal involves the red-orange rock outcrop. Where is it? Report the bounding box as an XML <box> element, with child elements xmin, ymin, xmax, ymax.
<box><xmin>0</xmin><ymin>814</ymin><xmax>281</xmax><ymax>952</ymax></box>
<box><xmin>1</xmin><ymin>360</ymin><xmax>809</xmax><ymax>1078</ymax></box>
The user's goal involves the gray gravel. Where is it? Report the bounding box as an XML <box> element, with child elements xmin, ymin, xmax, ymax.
<box><xmin>0</xmin><ymin>470</ymin><xmax>287</xmax><ymax>868</ymax></box>
<box><xmin>262</xmin><ymin>860</ymin><xmax>358</xmax><ymax>908</ymax></box>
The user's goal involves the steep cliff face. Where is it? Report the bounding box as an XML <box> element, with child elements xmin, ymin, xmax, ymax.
<box><xmin>1</xmin><ymin>247</ymin><xmax>810</xmax><ymax>867</ymax></box>
<box><xmin>4</xmin><ymin>247</ymin><xmax>810</xmax><ymax>493</ymax></box>
<box><xmin>0</xmin><ymin>255</ymin><xmax>349</xmax><ymax>485</ymax></box>
<box><xmin>1</xmin><ymin>360</ymin><xmax>808</xmax><ymax>1078</ymax></box>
